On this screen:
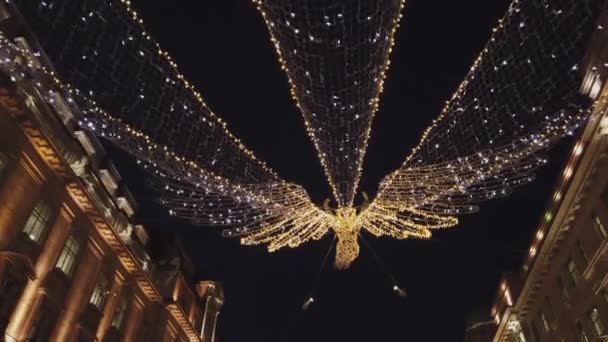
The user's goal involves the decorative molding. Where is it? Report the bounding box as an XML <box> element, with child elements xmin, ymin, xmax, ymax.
<box><xmin>165</xmin><ymin>302</ymin><xmax>201</xmax><ymax>341</ymax></box>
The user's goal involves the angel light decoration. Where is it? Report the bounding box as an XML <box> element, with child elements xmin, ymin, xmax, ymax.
<box><xmin>0</xmin><ymin>0</ymin><xmax>603</xmax><ymax>269</ymax></box>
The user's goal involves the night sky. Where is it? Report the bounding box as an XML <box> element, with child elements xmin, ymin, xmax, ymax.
<box><xmin>112</xmin><ymin>1</ymin><xmax>574</xmax><ymax>341</ymax></box>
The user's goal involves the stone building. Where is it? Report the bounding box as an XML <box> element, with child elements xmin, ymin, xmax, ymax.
<box><xmin>489</xmin><ymin>4</ymin><xmax>608</xmax><ymax>341</ymax></box>
<box><xmin>0</xmin><ymin>4</ymin><xmax>224</xmax><ymax>340</ymax></box>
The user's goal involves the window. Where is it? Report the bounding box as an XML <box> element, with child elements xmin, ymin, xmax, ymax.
<box><xmin>590</xmin><ymin>308</ymin><xmax>605</xmax><ymax>336</ymax></box>
<box><xmin>55</xmin><ymin>235</ymin><xmax>80</xmax><ymax>276</ymax></box>
<box><xmin>593</xmin><ymin>213</ymin><xmax>607</xmax><ymax>239</ymax></box>
<box><xmin>558</xmin><ymin>276</ymin><xmax>569</xmax><ymax>302</ymax></box>
<box><xmin>90</xmin><ymin>276</ymin><xmax>108</xmax><ymax>309</ymax></box>
<box><xmin>22</xmin><ymin>201</ymin><xmax>53</xmax><ymax>243</ymax></box>
<box><xmin>541</xmin><ymin>311</ymin><xmax>550</xmax><ymax>332</ymax></box>
<box><xmin>111</xmin><ymin>298</ymin><xmax>127</xmax><ymax>330</ymax></box>
<box><xmin>577</xmin><ymin>321</ymin><xmax>590</xmax><ymax>342</ymax></box>
<box><xmin>576</xmin><ymin>240</ymin><xmax>588</xmax><ymax>267</ymax></box>
<box><xmin>567</xmin><ymin>259</ymin><xmax>580</xmax><ymax>286</ymax></box>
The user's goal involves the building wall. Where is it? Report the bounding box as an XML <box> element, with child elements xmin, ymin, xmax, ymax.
<box><xmin>490</xmin><ymin>5</ymin><xmax>608</xmax><ymax>341</ymax></box>
<box><xmin>492</xmin><ymin>134</ymin><xmax>608</xmax><ymax>341</ymax></box>
<box><xmin>0</xmin><ymin>46</ymin><xmax>223</xmax><ymax>341</ymax></box>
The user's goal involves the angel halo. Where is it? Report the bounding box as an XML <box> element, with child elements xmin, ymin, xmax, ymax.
<box><xmin>1</xmin><ymin>0</ymin><xmax>602</xmax><ymax>269</ymax></box>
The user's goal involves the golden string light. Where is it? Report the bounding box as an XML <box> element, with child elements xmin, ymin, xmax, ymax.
<box><xmin>1</xmin><ymin>0</ymin><xmax>602</xmax><ymax>268</ymax></box>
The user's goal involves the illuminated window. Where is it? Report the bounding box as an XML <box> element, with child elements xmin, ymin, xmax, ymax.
<box><xmin>89</xmin><ymin>276</ymin><xmax>108</xmax><ymax>309</ymax></box>
<box><xmin>567</xmin><ymin>259</ymin><xmax>580</xmax><ymax>286</ymax></box>
<box><xmin>55</xmin><ymin>235</ymin><xmax>80</xmax><ymax>276</ymax></box>
<box><xmin>575</xmin><ymin>240</ymin><xmax>588</xmax><ymax>267</ymax></box>
<box><xmin>577</xmin><ymin>321</ymin><xmax>590</xmax><ymax>342</ymax></box>
<box><xmin>22</xmin><ymin>201</ymin><xmax>53</xmax><ymax>243</ymax></box>
<box><xmin>590</xmin><ymin>308</ymin><xmax>605</xmax><ymax>336</ymax></box>
<box><xmin>540</xmin><ymin>311</ymin><xmax>550</xmax><ymax>332</ymax></box>
<box><xmin>593</xmin><ymin>213</ymin><xmax>607</xmax><ymax>239</ymax></box>
<box><xmin>111</xmin><ymin>298</ymin><xmax>127</xmax><ymax>330</ymax></box>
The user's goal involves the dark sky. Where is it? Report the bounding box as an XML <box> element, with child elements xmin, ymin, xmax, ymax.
<box><xmin>115</xmin><ymin>1</ymin><xmax>572</xmax><ymax>341</ymax></box>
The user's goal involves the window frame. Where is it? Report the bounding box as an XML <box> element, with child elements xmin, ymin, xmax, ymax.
<box><xmin>55</xmin><ymin>234</ymin><xmax>80</xmax><ymax>276</ymax></box>
<box><xmin>567</xmin><ymin>258</ymin><xmax>580</xmax><ymax>286</ymax></box>
<box><xmin>593</xmin><ymin>212</ymin><xmax>607</xmax><ymax>239</ymax></box>
<box><xmin>540</xmin><ymin>311</ymin><xmax>551</xmax><ymax>332</ymax></box>
<box><xmin>22</xmin><ymin>200</ymin><xmax>53</xmax><ymax>244</ymax></box>
<box><xmin>111</xmin><ymin>298</ymin><xmax>128</xmax><ymax>331</ymax></box>
<box><xmin>89</xmin><ymin>275</ymin><xmax>109</xmax><ymax>309</ymax></box>
<box><xmin>590</xmin><ymin>308</ymin><xmax>605</xmax><ymax>337</ymax></box>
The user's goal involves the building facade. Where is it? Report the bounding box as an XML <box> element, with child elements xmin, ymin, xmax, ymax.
<box><xmin>0</xmin><ymin>4</ymin><xmax>224</xmax><ymax>341</ymax></box>
<box><xmin>490</xmin><ymin>4</ymin><xmax>608</xmax><ymax>342</ymax></box>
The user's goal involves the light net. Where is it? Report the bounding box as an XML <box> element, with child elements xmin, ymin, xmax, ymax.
<box><xmin>10</xmin><ymin>0</ymin><xmax>274</xmax><ymax>183</ymax></box>
<box><xmin>363</xmin><ymin>0</ymin><xmax>603</xmax><ymax>241</ymax></box>
<box><xmin>0</xmin><ymin>0</ymin><xmax>333</xmax><ymax>251</ymax></box>
<box><xmin>0</xmin><ymin>0</ymin><xmax>604</xmax><ymax>268</ymax></box>
<box><xmin>254</xmin><ymin>0</ymin><xmax>406</xmax><ymax>206</ymax></box>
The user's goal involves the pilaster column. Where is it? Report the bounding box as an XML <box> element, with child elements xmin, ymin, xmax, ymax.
<box><xmin>95</xmin><ymin>270</ymin><xmax>126</xmax><ymax>341</ymax></box>
<box><xmin>121</xmin><ymin>294</ymin><xmax>145</xmax><ymax>342</ymax></box>
<box><xmin>0</xmin><ymin>153</ymin><xmax>45</xmax><ymax>250</ymax></box>
<box><xmin>202</xmin><ymin>296</ymin><xmax>224</xmax><ymax>342</ymax></box>
<box><xmin>5</xmin><ymin>204</ymin><xmax>74</xmax><ymax>341</ymax></box>
<box><xmin>50</xmin><ymin>236</ymin><xmax>103</xmax><ymax>342</ymax></box>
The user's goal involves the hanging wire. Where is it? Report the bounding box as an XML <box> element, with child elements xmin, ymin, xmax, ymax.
<box><xmin>302</xmin><ymin>234</ymin><xmax>336</xmax><ymax>311</ymax></box>
<box><xmin>359</xmin><ymin>235</ymin><xmax>407</xmax><ymax>298</ymax></box>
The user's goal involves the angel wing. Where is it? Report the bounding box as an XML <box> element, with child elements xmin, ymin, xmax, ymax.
<box><xmin>3</xmin><ymin>0</ymin><xmax>333</xmax><ymax>252</ymax></box>
<box><xmin>360</xmin><ymin>0</ymin><xmax>602</xmax><ymax>239</ymax></box>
